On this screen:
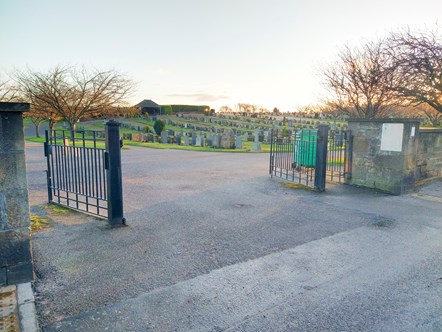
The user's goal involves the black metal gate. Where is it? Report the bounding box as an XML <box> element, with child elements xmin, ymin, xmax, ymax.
<box><xmin>269</xmin><ymin>125</ymin><xmax>352</xmax><ymax>191</ymax></box>
<box><xmin>44</xmin><ymin>121</ymin><xmax>125</xmax><ymax>226</ymax></box>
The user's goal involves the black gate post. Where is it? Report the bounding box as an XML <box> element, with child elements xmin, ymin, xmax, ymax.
<box><xmin>105</xmin><ymin>120</ymin><xmax>125</xmax><ymax>227</ymax></box>
<box><xmin>269</xmin><ymin>129</ymin><xmax>274</xmax><ymax>175</ymax></box>
<box><xmin>44</xmin><ymin>130</ymin><xmax>53</xmax><ymax>203</ymax></box>
<box><xmin>314</xmin><ymin>124</ymin><xmax>329</xmax><ymax>192</ymax></box>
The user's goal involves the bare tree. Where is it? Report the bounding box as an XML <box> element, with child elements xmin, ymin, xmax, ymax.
<box><xmin>323</xmin><ymin>40</ymin><xmax>401</xmax><ymax>118</ymax></box>
<box><xmin>387</xmin><ymin>28</ymin><xmax>442</xmax><ymax>115</ymax></box>
<box><xmin>0</xmin><ymin>75</ymin><xmax>18</xmax><ymax>101</ymax></box>
<box><xmin>15</xmin><ymin>66</ymin><xmax>134</xmax><ymax>132</ymax></box>
<box><xmin>236</xmin><ymin>103</ymin><xmax>258</xmax><ymax>114</ymax></box>
<box><xmin>219</xmin><ymin>105</ymin><xmax>233</xmax><ymax>113</ymax></box>
<box><xmin>24</xmin><ymin>106</ymin><xmax>47</xmax><ymax>137</ymax></box>
<box><xmin>418</xmin><ymin>104</ymin><xmax>442</xmax><ymax>126</ymax></box>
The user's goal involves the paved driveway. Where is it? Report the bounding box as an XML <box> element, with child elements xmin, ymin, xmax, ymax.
<box><xmin>26</xmin><ymin>143</ymin><xmax>442</xmax><ymax>331</ymax></box>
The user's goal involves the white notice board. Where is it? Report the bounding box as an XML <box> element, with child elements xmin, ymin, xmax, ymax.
<box><xmin>380</xmin><ymin>123</ymin><xmax>403</xmax><ymax>152</ymax></box>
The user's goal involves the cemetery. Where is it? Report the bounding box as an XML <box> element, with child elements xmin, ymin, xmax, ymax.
<box><xmin>65</xmin><ymin>112</ymin><xmax>348</xmax><ymax>153</ymax></box>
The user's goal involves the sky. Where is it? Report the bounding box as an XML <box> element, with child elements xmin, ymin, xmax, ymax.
<box><xmin>0</xmin><ymin>0</ymin><xmax>441</xmax><ymax>112</ymax></box>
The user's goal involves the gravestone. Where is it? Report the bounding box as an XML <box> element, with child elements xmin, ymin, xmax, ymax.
<box><xmin>252</xmin><ymin>130</ymin><xmax>261</xmax><ymax>151</ymax></box>
<box><xmin>235</xmin><ymin>135</ymin><xmax>242</xmax><ymax>149</ymax></box>
<box><xmin>176</xmin><ymin>135</ymin><xmax>182</xmax><ymax>145</ymax></box>
<box><xmin>132</xmin><ymin>133</ymin><xmax>141</xmax><ymax>142</ymax></box>
<box><xmin>213</xmin><ymin>134</ymin><xmax>221</xmax><ymax>148</ymax></box>
<box><xmin>161</xmin><ymin>131</ymin><xmax>168</xmax><ymax>144</ymax></box>
<box><xmin>195</xmin><ymin>135</ymin><xmax>202</xmax><ymax>147</ymax></box>
<box><xmin>184</xmin><ymin>134</ymin><xmax>189</xmax><ymax>146</ymax></box>
<box><xmin>147</xmin><ymin>133</ymin><xmax>154</xmax><ymax>142</ymax></box>
<box><xmin>221</xmin><ymin>128</ymin><xmax>235</xmax><ymax>149</ymax></box>
<box><xmin>244</xmin><ymin>132</ymin><xmax>249</xmax><ymax>142</ymax></box>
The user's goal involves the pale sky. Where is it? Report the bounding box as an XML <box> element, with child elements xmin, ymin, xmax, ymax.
<box><xmin>1</xmin><ymin>0</ymin><xmax>441</xmax><ymax>111</ymax></box>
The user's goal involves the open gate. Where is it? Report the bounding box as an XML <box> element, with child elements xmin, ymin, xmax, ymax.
<box><xmin>44</xmin><ymin>121</ymin><xmax>125</xmax><ymax>226</ymax></box>
<box><xmin>269</xmin><ymin>125</ymin><xmax>352</xmax><ymax>191</ymax></box>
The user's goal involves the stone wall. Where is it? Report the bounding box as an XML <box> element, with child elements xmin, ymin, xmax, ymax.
<box><xmin>346</xmin><ymin>119</ymin><xmax>420</xmax><ymax>195</ymax></box>
<box><xmin>416</xmin><ymin>128</ymin><xmax>442</xmax><ymax>180</ymax></box>
<box><xmin>0</xmin><ymin>102</ymin><xmax>33</xmax><ymax>285</ymax></box>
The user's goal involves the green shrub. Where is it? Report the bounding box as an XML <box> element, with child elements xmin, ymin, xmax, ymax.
<box><xmin>153</xmin><ymin>119</ymin><xmax>166</xmax><ymax>135</ymax></box>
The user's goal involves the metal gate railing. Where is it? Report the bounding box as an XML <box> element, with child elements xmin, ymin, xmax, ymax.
<box><xmin>44</xmin><ymin>121</ymin><xmax>125</xmax><ymax>227</ymax></box>
<box><xmin>327</xmin><ymin>129</ymin><xmax>353</xmax><ymax>183</ymax></box>
<box><xmin>269</xmin><ymin>125</ymin><xmax>352</xmax><ymax>191</ymax></box>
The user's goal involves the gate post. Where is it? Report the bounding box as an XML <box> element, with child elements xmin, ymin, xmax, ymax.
<box><xmin>314</xmin><ymin>124</ymin><xmax>329</xmax><ymax>192</ymax></box>
<box><xmin>105</xmin><ymin>120</ymin><xmax>125</xmax><ymax>227</ymax></box>
<box><xmin>44</xmin><ymin>130</ymin><xmax>53</xmax><ymax>203</ymax></box>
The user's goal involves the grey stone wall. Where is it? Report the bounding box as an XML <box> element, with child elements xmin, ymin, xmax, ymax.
<box><xmin>346</xmin><ymin>119</ymin><xmax>420</xmax><ymax>195</ymax></box>
<box><xmin>0</xmin><ymin>102</ymin><xmax>33</xmax><ymax>285</ymax></box>
<box><xmin>416</xmin><ymin>128</ymin><xmax>442</xmax><ymax>180</ymax></box>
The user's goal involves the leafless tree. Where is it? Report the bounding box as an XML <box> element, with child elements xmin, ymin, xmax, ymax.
<box><xmin>323</xmin><ymin>39</ymin><xmax>401</xmax><ymax>119</ymax></box>
<box><xmin>417</xmin><ymin>104</ymin><xmax>442</xmax><ymax>126</ymax></box>
<box><xmin>15</xmin><ymin>66</ymin><xmax>134</xmax><ymax>132</ymax></box>
<box><xmin>219</xmin><ymin>105</ymin><xmax>233</xmax><ymax>113</ymax></box>
<box><xmin>387</xmin><ymin>28</ymin><xmax>442</xmax><ymax>115</ymax></box>
<box><xmin>236</xmin><ymin>103</ymin><xmax>258</xmax><ymax>113</ymax></box>
<box><xmin>0</xmin><ymin>75</ymin><xmax>18</xmax><ymax>101</ymax></box>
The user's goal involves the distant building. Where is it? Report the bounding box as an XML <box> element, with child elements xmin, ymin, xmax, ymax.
<box><xmin>135</xmin><ymin>100</ymin><xmax>161</xmax><ymax>115</ymax></box>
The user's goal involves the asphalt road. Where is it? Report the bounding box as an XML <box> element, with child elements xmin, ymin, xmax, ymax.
<box><xmin>25</xmin><ymin>143</ymin><xmax>442</xmax><ymax>331</ymax></box>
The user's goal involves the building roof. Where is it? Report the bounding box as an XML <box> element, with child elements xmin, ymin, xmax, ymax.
<box><xmin>135</xmin><ymin>99</ymin><xmax>160</xmax><ymax>108</ymax></box>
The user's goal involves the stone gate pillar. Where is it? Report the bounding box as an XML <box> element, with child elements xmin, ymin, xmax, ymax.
<box><xmin>346</xmin><ymin>118</ymin><xmax>420</xmax><ymax>195</ymax></box>
<box><xmin>0</xmin><ymin>102</ymin><xmax>33</xmax><ymax>285</ymax></box>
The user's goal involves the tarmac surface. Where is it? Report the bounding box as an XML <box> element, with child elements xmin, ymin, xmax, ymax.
<box><xmin>24</xmin><ymin>143</ymin><xmax>442</xmax><ymax>331</ymax></box>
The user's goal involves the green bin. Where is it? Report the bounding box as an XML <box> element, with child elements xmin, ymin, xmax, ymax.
<box><xmin>294</xmin><ymin>130</ymin><xmax>317</xmax><ymax>167</ymax></box>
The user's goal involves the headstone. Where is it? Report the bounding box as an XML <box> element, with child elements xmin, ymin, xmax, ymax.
<box><xmin>147</xmin><ymin>133</ymin><xmax>154</xmax><ymax>142</ymax></box>
<box><xmin>184</xmin><ymin>134</ymin><xmax>189</xmax><ymax>146</ymax></box>
<box><xmin>235</xmin><ymin>135</ymin><xmax>242</xmax><ymax>149</ymax></box>
<box><xmin>195</xmin><ymin>135</ymin><xmax>202</xmax><ymax>147</ymax></box>
<box><xmin>244</xmin><ymin>132</ymin><xmax>249</xmax><ymax>142</ymax></box>
<box><xmin>133</xmin><ymin>133</ymin><xmax>141</xmax><ymax>142</ymax></box>
<box><xmin>252</xmin><ymin>130</ymin><xmax>261</xmax><ymax>151</ymax></box>
<box><xmin>161</xmin><ymin>131</ymin><xmax>168</xmax><ymax>144</ymax></box>
<box><xmin>176</xmin><ymin>135</ymin><xmax>182</xmax><ymax>145</ymax></box>
<box><xmin>221</xmin><ymin>128</ymin><xmax>235</xmax><ymax>149</ymax></box>
<box><xmin>213</xmin><ymin>134</ymin><xmax>221</xmax><ymax>148</ymax></box>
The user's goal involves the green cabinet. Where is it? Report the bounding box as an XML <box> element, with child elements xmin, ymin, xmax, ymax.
<box><xmin>294</xmin><ymin>130</ymin><xmax>317</xmax><ymax>167</ymax></box>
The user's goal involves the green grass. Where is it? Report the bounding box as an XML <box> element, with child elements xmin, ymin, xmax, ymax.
<box><xmin>26</xmin><ymin>134</ymin><xmax>270</xmax><ymax>153</ymax></box>
<box><xmin>42</xmin><ymin>204</ymin><xmax>71</xmax><ymax>214</ymax></box>
<box><xmin>30</xmin><ymin>215</ymin><xmax>52</xmax><ymax>233</ymax></box>
<box><xmin>125</xmin><ymin>140</ymin><xmax>270</xmax><ymax>153</ymax></box>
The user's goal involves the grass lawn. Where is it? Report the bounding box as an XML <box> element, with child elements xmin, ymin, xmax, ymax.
<box><xmin>25</xmin><ymin>136</ymin><xmax>270</xmax><ymax>153</ymax></box>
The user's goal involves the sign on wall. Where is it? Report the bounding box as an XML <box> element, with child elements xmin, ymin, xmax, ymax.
<box><xmin>380</xmin><ymin>123</ymin><xmax>404</xmax><ymax>152</ymax></box>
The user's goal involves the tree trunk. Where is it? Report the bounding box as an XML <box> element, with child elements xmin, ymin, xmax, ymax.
<box><xmin>35</xmin><ymin>123</ymin><xmax>40</xmax><ymax>137</ymax></box>
<box><xmin>69</xmin><ymin>122</ymin><xmax>77</xmax><ymax>140</ymax></box>
<box><xmin>48</xmin><ymin>119</ymin><xmax>56</xmax><ymax>136</ymax></box>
